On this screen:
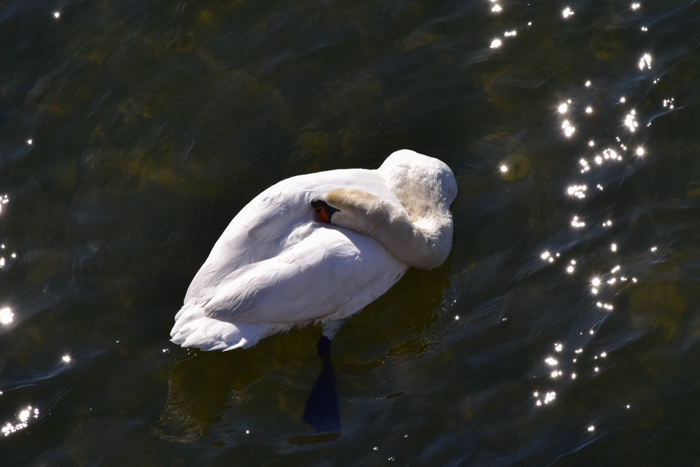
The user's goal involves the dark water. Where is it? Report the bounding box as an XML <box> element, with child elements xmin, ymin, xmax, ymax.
<box><xmin>2</xmin><ymin>0</ymin><xmax>700</xmax><ymax>464</ymax></box>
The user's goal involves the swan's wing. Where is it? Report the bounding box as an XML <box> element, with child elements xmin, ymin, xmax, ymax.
<box><xmin>201</xmin><ymin>226</ymin><xmax>407</xmax><ymax>324</ymax></box>
<box><xmin>185</xmin><ymin>168</ymin><xmax>400</xmax><ymax>304</ymax></box>
<box><xmin>184</xmin><ymin>183</ymin><xmax>305</xmax><ymax>304</ymax></box>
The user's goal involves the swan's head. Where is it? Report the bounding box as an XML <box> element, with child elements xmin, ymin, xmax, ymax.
<box><xmin>311</xmin><ymin>198</ymin><xmax>340</xmax><ymax>223</ymax></box>
<box><xmin>310</xmin><ymin>187</ymin><xmax>450</xmax><ymax>270</ymax></box>
<box><xmin>309</xmin><ymin>150</ymin><xmax>457</xmax><ymax>270</ymax></box>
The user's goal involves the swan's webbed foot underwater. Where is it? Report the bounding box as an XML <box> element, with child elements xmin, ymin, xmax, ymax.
<box><xmin>302</xmin><ymin>334</ymin><xmax>341</xmax><ymax>434</ymax></box>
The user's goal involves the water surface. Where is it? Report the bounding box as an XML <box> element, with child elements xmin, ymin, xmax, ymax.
<box><xmin>2</xmin><ymin>0</ymin><xmax>700</xmax><ymax>465</ymax></box>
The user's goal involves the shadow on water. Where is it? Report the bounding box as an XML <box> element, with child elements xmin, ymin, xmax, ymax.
<box><xmin>153</xmin><ymin>348</ymin><xmax>268</xmax><ymax>444</ymax></box>
<box><xmin>155</xmin><ymin>335</ymin><xmax>344</xmax><ymax>447</ymax></box>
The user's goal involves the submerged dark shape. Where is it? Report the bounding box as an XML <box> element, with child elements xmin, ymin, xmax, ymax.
<box><xmin>302</xmin><ymin>335</ymin><xmax>341</xmax><ymax>434</ymax></box>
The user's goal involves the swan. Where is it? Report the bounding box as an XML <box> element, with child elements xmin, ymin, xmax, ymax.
<box><xmin>170</xmin><ymin>149</ymin><xmax>457</xmax><ymax>351</ymax></box>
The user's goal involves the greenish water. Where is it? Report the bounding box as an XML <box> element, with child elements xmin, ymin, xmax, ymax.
<box><xmin>2</xmin><ymin>0</ymin><xmax>700</xmax><ymax>465</ymax></box>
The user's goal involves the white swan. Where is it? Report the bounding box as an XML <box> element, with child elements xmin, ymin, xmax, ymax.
<box><xmin>170</xmin><ymin>149</ymin><xmax>457</xmax><ymax>351</ymax></box>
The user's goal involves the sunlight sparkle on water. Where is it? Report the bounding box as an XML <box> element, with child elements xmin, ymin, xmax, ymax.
<box><xmin>535</xmin><ymin>390</ymin><xmax>557</xmax><ymax>407</ymax></box>
<box><xmin>585</xmin><ymin>106</ymin><xmax>592</xmax><ymax>114</ymax></box>
<box><xmin>571</xmin><ymin>216</ymin><xmax>585</xmax><ymax>228</ymax></box>
<box><xmin>562</xmin><ymin>120</ymin><xmax>575</xmax><ymax>137</ymax></box>
<box><xmin>53</xmin><ymin>11</ymin><xmax>60</xmax><ymax>18</ymax></box>
<box><xmin>631</xmin><ymin>3</ymin><xmax>640</xmax><ymax>10</ymax></box>
<box><xmin>545</xmin><ymin>357</ymin><xmax>558</xmax><ymax>366</ymax></box>
<box><xmin>620</xmin><ymin>96</ymin><xmax>626</xmax><ymax>103</ymax></box>
<box><xmin>602</xmin><ymin>148</ymin><xmax>621</xmax><ymax>161</ymax></box>
<box><xmin>562</xmin><ymin>7</ymin><xmax>573</xmax><ymax>18</ymax></box>
<box><xmin>567</xmin><ymin>184</ymin><xmax>587</xmax><ymax>198</ymax></box>
<box><xmin>504</xmin><ymin>30</ymin><xmax>517</xmax><ymax>37</ymax></box>
<box><xmin>555</xmin><ymin>343</ymin><xmax>563</xmax><ymax>352</ymax></box>
<box><xmin>500</xmin><ymin>165</ymin><xmax>508</xmax><ymax>173</ymax></box>
<box><xmin>588</xmin><ymin>425</ymin><xmax>595</xmax><ymax>432</ymax></box>
<box><xmin>588</xmin><ymin>140</ymin><xmax>595</xmax><ymax>147</ymax></box>
<box><xmin>2</xmin><ymin>406</ymin><xmax>39</xmax><ymax>436</ymax></box>
<box><xmin>62</xmin><ymin>355</ymin><xmax>71</xmax><ymax>363</ymax></box>
<box><xmin>611</xmin><ymin>243</ymin><xmax>617</xmax><ymax>252</ymax></box>
<box><xmin>490</xmin><ymin>39</ymin><xmax>502</xmax><ymax>49</ymax></box>
<box><xmin>558</xmin><ymin>103</ymin><xmax>569</xmax><ymax>113</ymax></box>
<box><xmin>0</xmin><ymin>307</ymin><xmax>13</xmax><ymax>324</ymax></box>
<box><xmin>491</xmin><ymin>4</ymin><xmax>502</xmax><ymax>13</ymax></box>
<box><xmin>639</xmin><ymin>53</ymin><xmax>652</xmax><ymax>70</ymax></box>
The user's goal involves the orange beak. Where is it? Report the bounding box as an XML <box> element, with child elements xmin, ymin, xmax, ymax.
<box><xmin>315</xmin><ymin>206</ymin><xmax>331</xmax><ymax>223</ymax></box>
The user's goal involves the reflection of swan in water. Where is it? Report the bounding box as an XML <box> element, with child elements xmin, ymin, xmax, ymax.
<box><xmin>167</xmin><ymin>149</ymin><xmax>457</xmax><ymax>435</ymax></box>
<box><xmin>171</xmin><ymin>149</ymin><xmax>457</xmax><ymax>350</ymax></box>
<box><xmin>302</xmin><ymin>336</ymin><xmax>340</xmax><ymax>434</ymax></box>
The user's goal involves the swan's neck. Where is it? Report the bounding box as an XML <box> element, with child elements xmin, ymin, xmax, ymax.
<box><xmin>324</xmin><ymin>188</ymin><xmax>453</xmax><ymax>270</ymax></box>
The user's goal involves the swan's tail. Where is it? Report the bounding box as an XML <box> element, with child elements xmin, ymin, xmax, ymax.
<box><xmin>170</xmin><ymin>302</ymin><xmax>273</xmax><ymax>351</ymax></box>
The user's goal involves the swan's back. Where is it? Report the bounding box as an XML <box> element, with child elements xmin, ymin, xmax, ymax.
<box><xmin>184</xmin><ymin>168</ymin><xmax>402</xmax><ymax>305</ymax></box>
